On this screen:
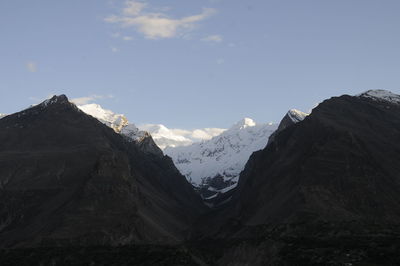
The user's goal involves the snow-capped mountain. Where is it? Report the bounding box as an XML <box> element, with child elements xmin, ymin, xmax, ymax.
<box><xmin>77</xmin><ymin>103</ymin><xmax>146</xmax><ymax>142</ymax></box>
<box><xmin>286</xmin><ymin>109</ymin><xmax>309</xmax><ymax>123</ymax></box>
<box><xmin>0</xmin><ymin>114</ymin><xmax>6</xmax><ymax>119</ymax></box>
<box><xmin>138</xmin><ymin>124</ymin><xmax>193</xmax><ymax>149</ymax></box>
<box><xmin>77</xmin><ymin>103</ymin><xmax>225</xmax><ymax>149</ymax></box>
<box><xmin>138</xmin><ymin>124</ymin><xmax>225</xmax><ymax>150</ymax></box>
<box><xmin>358</xmin><ymin>89</ymin><xmax>400</xmax><ymax>104</ymax></box>
<box><xmin>164</xmin><ymin>118</ymin><xmax>278</xmax><ymax>194</ymax></box>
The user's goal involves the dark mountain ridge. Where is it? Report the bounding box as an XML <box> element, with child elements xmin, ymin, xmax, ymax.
<box><xmin>234</xmin><ymin>93</ymin><xmax>400</xmax><ymax>227</ymax></box>
<box><xmin>188</xmin><ymin>91</ymin><xmax>400</xmax><ymax>265</ymax></box>
<box><xmin>0</xmin><ymin>95</ymin><xmax>205</xmax><ymax>248</ymax></box>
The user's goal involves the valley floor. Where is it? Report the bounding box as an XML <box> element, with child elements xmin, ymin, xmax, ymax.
<box><xmin>2</xmin><ymin>222</ymin><xmax>400</xmax><ymax>266</ymax></box>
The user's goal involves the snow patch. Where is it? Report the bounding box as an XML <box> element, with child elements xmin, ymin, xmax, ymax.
<box><xmin>40</xmin><ymin>95</ymin><xmax>68</xmax><ymax>107</ymax></box>
<box><xmin>358</xmin><ymin>89</ymin><xmax>400</xmax><ymax>104</ymax></box>
<box><xmin>165</xmin><ymin>118</ymin><xmax>278</xmax><ymax>188</ymax></box>
<box><xmin>139</xmin><ymin>124</ymin><xmax>226</xmax><ymax>150</ymax></box>
<box><xmin>77</xmin><ymin>103</ymin><xmax>146</xmax><ymax>141</ymax></box>
<box><xmin>287</xmin><ymin>109</ymin><xmax>309</xmax><ymax>123</ymax></box>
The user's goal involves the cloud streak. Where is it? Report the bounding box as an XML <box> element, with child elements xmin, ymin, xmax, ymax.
<box><xmin>70</xmin><ymin>94</ymin><xmax>114</xmax><ymax>105</ymax></box>
<box><xmin>26</xmin><ymin>62</ymin><xmax>37</xmax><ymax>72</ymax></box>
<box><xmin>105</xmin><ymin>0</ymin><xmax>216</xmax><ymax>39</ymax></box>
<box><xmin>202</xmin><ymin>34</ymin><xmax>223</xmax><ymax>43</ymax></box>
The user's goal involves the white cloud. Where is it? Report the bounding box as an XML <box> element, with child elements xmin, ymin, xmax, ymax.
<box><xmin>111</xmin><ymin>46</ymin><xmax>119</xmax><ymax>52</ymax></box>
<box><xmin>71</xmin><ymin>94</ymin><xmax>114</xmax><ymax>105</ymax></box>
<box><xmin>170</xmin><ymin>127</ymin><xmax>225</xmax><ymax>140</ymax></box>
<box><xmin>123</xmin><ymin>0</ymin><xmax>147</xmax><ymax>16</ymax></box>
<box><xmin>26</xmin><ymin>62</ymin><xmax>37</xmax><ymax>72</ymax></box>
<box><xmin>122</xmin><ymin>36</ymin><xmax>133</xmax><ymax>41</ymax></box>
<box><xmin>201</xmin><ymin>34</ymin><xmax>223</xmax><ymax>43</ymax></box>
<box><xmin>105</xmin><ymin>0</ymin><xmax>216</xmax><ymax>39</ymax></box>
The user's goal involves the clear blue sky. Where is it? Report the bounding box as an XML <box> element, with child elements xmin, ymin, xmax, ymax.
<box><xmin>1</xmin><ymin>0</ymin><xmax>400</xmax><ymax>128</ymax></box>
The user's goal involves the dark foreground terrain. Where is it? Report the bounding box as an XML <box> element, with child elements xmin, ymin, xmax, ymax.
<box><xmin>1</xmin><ymin>225</ymin><xmax>400</xmax><ymax>266</ymax></box>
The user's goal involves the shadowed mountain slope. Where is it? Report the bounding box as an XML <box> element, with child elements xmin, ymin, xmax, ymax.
<box><xmin>189</xmin><ymin>91</ymin><xmax>400</xmax><ymax>265</ymax></box>
<box><xmin>0</xmin><ymin>95</ymin><xmax>205</xmax><ymax>248</ymax></box>
<box><xmin>233</xmin><ymin>93</ymin><xmax>400</xmax><ymax>227</ymax></box>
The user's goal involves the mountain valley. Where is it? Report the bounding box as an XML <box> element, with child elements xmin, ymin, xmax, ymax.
<box><xmin>1</xmin><ymin>90</ymin><xmax>400</xmax><ymax>265</ymax></box>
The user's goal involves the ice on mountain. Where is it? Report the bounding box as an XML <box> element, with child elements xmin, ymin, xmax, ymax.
<box><xmin>165</xmin><ymin>118</ymin><xmax>278</xmax><ymax>190</ymax></box>
<box><xmin>358</xmin><ymin>89</ymin><xmax>400</xmax><ymax>104</ymax></box>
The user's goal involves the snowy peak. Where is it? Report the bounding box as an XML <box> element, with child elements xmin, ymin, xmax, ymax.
<box><xmin>41</xmin><ymin>95</ymin><xmax>70</xmax><ymax>107</ymax></box>
<box><xmin>139</xmin><ymin>124</ymin><xmax>193</xmax><ymax>149</ymax></box>
<box><xmin>138</xmin><ymin>124</ymin><xmax>226</xmax><ymax>150</ymax></box>
<box><xmin>287</xmin><ymin>109</ymin><xmax>309</xmax><ymax>123</ymax></box>
<box><xmin>77</xmin><ymin>103</ymin><xmax>146</xmax><ymax>142</ymax></box>
<box><xmin>230</xmin><ymin>118</ymin><xmax>256</xmax><ymax>130</ymax></box>
<box><xmin>78</xmin><ymin>103</ymin><xmax>129</xmax><ymax>133</ymax></box>
<box><xmin>165</xmin><ymin>118</ymin><xmax>278</xmax><ymax>195</ymax></box>
<box><xmin>358</xmin><ymin>89</ymin><xmax>400</xmax><ymax>104</ymax></box>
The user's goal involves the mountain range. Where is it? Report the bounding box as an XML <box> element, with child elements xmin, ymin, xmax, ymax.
<box><xmin>72</xmin><ymin>102</ymin><xmax>301</xmax><ymax>203</ymax></box>
<box><xmin>1</xmin><ymin>90</ymin><xmax>400</xmax><ymax>265</ymax></box>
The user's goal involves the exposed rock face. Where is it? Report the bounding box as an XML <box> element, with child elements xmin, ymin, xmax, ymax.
<box><xmin>0</xmin><ymin>95</ymin><xmax>205</xmax><ymax>248</ymax></box>
<box><xmin>190</xmin><ymin>91</ymin><xmax>400</xmax><ymax>265</ymax></box>
<box><xmin>234</xmin><ymin>94</ymin><xmax>400</xmax><ymax>226</ymax></box>
<box><xmin>267</xmin><ymin>109</ymin><xmax>308</xmax><ymax>145</ymax></box>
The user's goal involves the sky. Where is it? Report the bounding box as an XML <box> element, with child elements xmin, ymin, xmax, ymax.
<box><xmin>1</xmin><ymin>0</ymin><xmax>400</xmax><ymax>129</ymax></box>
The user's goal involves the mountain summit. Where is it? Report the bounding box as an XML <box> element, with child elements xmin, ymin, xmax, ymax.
<box><xmin>230</xmin><ymin>117</ymin><xmax>257</xmax><ymax>130</ymax></box>
<box><xmin>358</xmin><ymin>89</ymin><xmax>400</xmax><ymax>104</ymax></box>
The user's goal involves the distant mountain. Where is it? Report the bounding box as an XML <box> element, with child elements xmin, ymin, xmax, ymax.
<box><xmin>0</xmin><ymin>114</ymin><xmax>6</xmax><ymax>119</ymax></box>
<box><xmin>138</xmin><ymin>124</ymin><xmax>193</xmax><ymax>149</ymax></box>
<box><xmin>77</xmin><ymin>104</ymin><xmax>225</xmax><ymax>151</ymax></box>
<box><xmin>0</xmin><ymin>95</ymin><xmax>205</xmax><ymax>248</ymax></box>
<box><xmin>77</xmin><ymin>103</ymin><xmax>146</xmax><ymax>141</ymax></box>
<box><xmin>139</xmin><ymin>124</ymin><xmax>225</xmax><ymax>150</ymax></box>
<box><xmin>77</xmin><ymin>103</ymin><xmax>161</xmax><ymax>156</ymax></box>
<box><xmin>165</xmin><ymin>118</ymin><xmax>280</xmax><ymax>203</ymax></box>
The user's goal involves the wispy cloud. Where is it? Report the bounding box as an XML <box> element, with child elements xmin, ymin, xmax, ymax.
<box><xmin>170</xmin><ymin>128</ymin><xmax>225</xmax><ymax>141</ymax></box>
<box><xmin>105</xmin><ymin>0</ymin><xmax>216</xmax><ymax>39</ymax></box>
<box><xmin>26</xmin><ymin>62</ymin><xmax>37</xmax><ymax>72</ymax></box>
<box><xmin>122</xmin><ymin>36</ymin><xmax>133</xmax><ymax>41</ymax></box>
<box><xmin>202</xmin><ymin>34</ymin><xmax>223</xmax><ymax>43</ymax></box>
<box><xmin>70</xmin><ymin>94</ymin><xmax>114</xmax><ymax>105</ymax></box>
<box><xmin>111</xmin><ymin>46</ymin><xmax>119</xmax><ymax>53</ymax></box>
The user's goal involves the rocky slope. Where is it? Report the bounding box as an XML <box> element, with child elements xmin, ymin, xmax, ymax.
<box><xmin>0</xmin><ymin>95</ymin><xmax>205</xmax><ymax>248</ymax></box>
<box><xmin>192</xmin><ymin>90</ymin><xmax>400</xmax><ymax>265</ymax></box>
<box><xmin>77</xmin><ymin>103</ymin><xmax>162</xmax><ymax>157</ymax></box>
<box><xmin>233</xmin><ymin>91</ymin><xmax>400</xmax><ymax>227</ymax></box>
